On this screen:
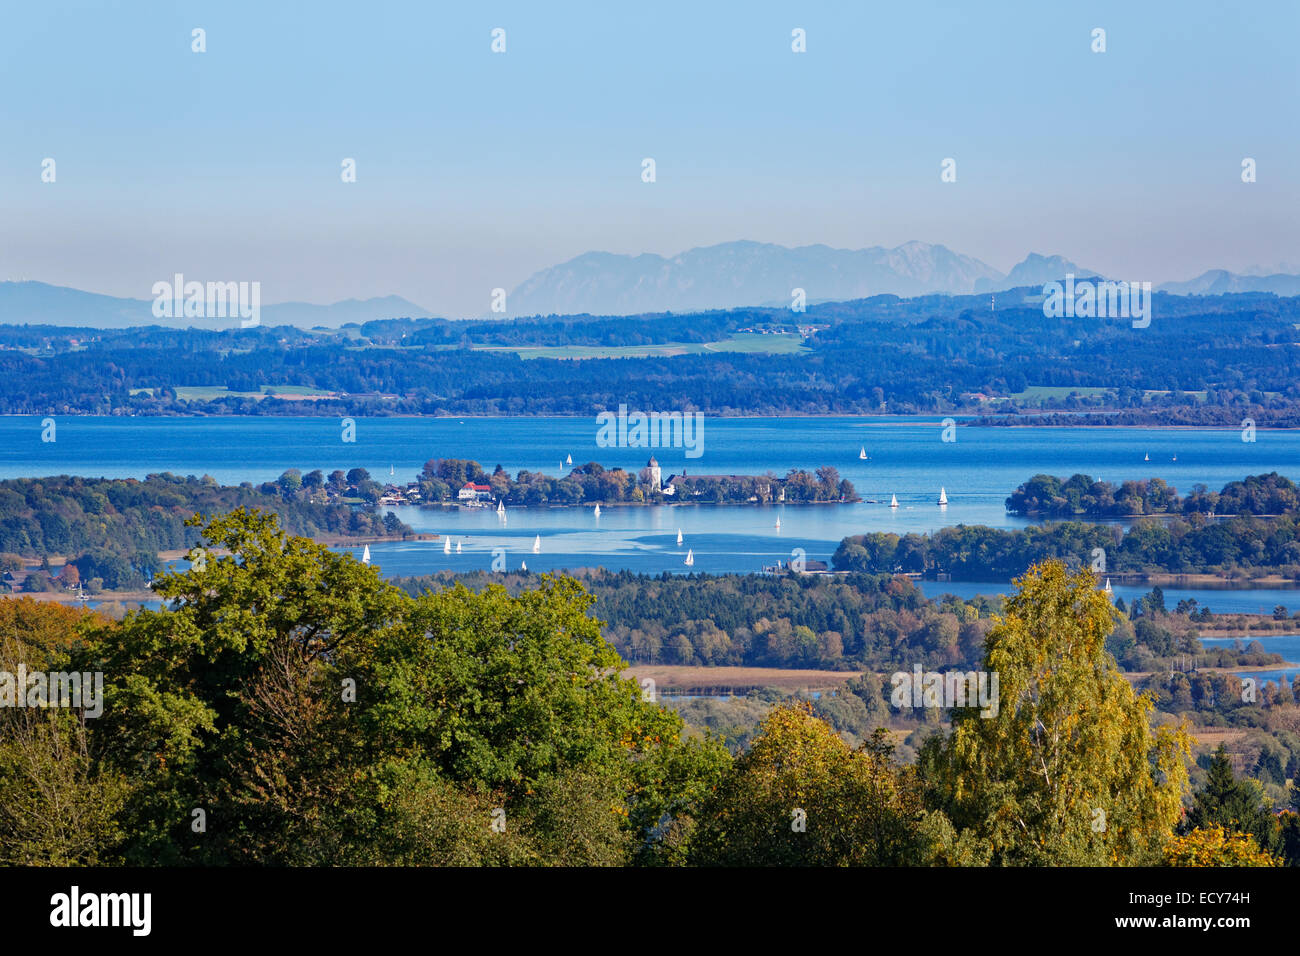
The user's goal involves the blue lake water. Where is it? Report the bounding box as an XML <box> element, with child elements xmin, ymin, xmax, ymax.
<box><xmin>917</xmin><ymin>580</ymin><xmax>1300</xmax><ymax>615</ymax></box>
<box><xmin>1201</xmin><ymin>634</ymin><xmax>1300</xmax><ymax>689</ymax></box>
<box><xmin>5</xmin><ymin>415</ymin><xmax>1298</xmax><ymax>593</ymax></box>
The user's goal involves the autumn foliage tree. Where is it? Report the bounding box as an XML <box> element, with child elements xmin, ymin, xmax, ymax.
<box><xmin>1162</xmin><ymin>825</ymin><xmax>1279</xmax><ymax>867</ymax></box>
<box><xmin>688</xmin><ymin>705</ymin><xmax>978</xmax><ymax>866</ymax></box>
<box><xmin>0</xmin><ymin>599</ymin><xmax>126</xmax><ymax>864</ymax></box>
<box><xmin>919</xmin><ymin>561</ymin><xmax>1192</xmax><ymax>865</ymax></box>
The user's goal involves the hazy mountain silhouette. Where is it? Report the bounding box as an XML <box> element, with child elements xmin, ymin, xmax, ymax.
<box><xmin>0</xmin><ymin>281</ymin><xmax>433</xmax><ymax>329</ymax></box>
<box><xmin>1157</xmin><ymin>270</ymin><xmax>1300</xmax><ymax>296</ymax></box>
<box><xmin>508</xmin><ymin>240</ymin><xmax>1004</xmax><ymax>315</ymax></box>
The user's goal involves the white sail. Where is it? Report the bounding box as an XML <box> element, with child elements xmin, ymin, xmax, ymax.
<box><xmin>566</xmin><ymin>453</ymin><xmax>573</xmax><ymax>465</ymax></box>
<box><xmin>593</xmin><ymin>503</ymin><xmax>601</xmax><ymax>517</ymax></box>
<box><xmin>532</xmin><ymin>535</ymin><xmax>541</xmax><ymax>554</ymax></box>
<box><xmin>938</xmin><ymin>487</ymin><xmax>948</xmax><ymax>506</ymax></box>
<box><xmin>775</xmin><ymin>515</ymin><xmax>782</xmax><ymax>529</ymax></box>
<box><xmin>520</xmin><ymin>560</ymin><xmax>527</xmax><ymax>571</ymax></box>
<box><xmin>389</xmin><ymin>465</ymin><xmax>394</xmax><ymax>476</ymax></box>
<box><xmin>497</xmin><ymin>499</ymin><xmax>505</xmax><ymax>514</ymax></box>
<box><xmin>456</xmin><ymin>540</ymin><xmax>462</xmax><ymax>553</ymax></box>
<box><xmin>1144</xmin><ymin>453</ymin><xmax>1149</xmax><ymax>461</ymax></box>
<box><xmin>890</xmin><ymin>494</ymin><xmax>899</xmax><ymax>508</ymax></box>
<box><xmin>676</xmin><ymin>529</ymin><xmax>683</xmax><ymax>546</ymax></box>
<box><xmin>444</xmin><ymin>537</ymin><xmax>451</xmax><ymax>554</ymax></box>
<box><xmin>361</xmin><ymin>545</ymin><xmax>371</xmax><ymax>565</ymax></box>
<box><xmin>859</xmin><ymin>446</ymin><xmax>867</xmax><ymax>460</ymax></box>
<box><xmin>684</xmin><ymin>549</ymin><xmax>694</xmax><ymax>566</ymax></box>
<box><xmin>1104</xmin><ymin>577</ymin><xmax>1113</xmax><ymax>594</ymax></box>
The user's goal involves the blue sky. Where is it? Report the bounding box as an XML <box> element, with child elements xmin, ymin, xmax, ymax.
<box><xmin>1</xmin><ymin>0</ymin><xmax>1296</xmax><ymax>316</ymax></box>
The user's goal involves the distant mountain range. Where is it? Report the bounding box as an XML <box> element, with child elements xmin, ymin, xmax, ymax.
<box><xmin>1155</xmin><ymin>270</ymin><xmax>1300</xmax><ymax>297</ymax></box>
<box><xmin>0</xmin><ymin>281</ymin><xmax>433</xmax><ymax>330</ymax></box>
<box><xmin>510</xmin><ymin>242</ymin><xmax>1300</xmax><ymax>315</ymax></box>
<box><xmin>509</xmin><ymin>240</ymin><xmax>1006</xmax><ymax>315</ymax></box>
<box><xmin>4</xmin><ymin>242</ymin><xmax>1299</xmax><ymax>329</ymax></box>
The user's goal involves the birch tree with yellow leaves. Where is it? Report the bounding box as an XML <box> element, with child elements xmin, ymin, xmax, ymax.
<box><xmin>919</xmin><ymin>561</ymin><xmax>1192</xmax><ymax>865</ymax></box>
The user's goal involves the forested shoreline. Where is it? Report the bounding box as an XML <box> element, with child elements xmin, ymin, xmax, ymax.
<box><xmin>0</xmin><ymin>474</ymin><xmax>410</xmax><ymax>590</ymax></box>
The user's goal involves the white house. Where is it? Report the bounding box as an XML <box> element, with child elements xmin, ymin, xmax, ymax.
<box><xmin>457</xmin><ymin>481</ymin><xmax>493</xmax><ymax>501</ymax></box>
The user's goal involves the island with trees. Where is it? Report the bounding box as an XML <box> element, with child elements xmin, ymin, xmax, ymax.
<box><xmin>405</xmin><ymin>458</ymin><xmax>856</xmax><ymax>507</ymax></box>
<box><xmin>834</xmin><ymin>473</ymin><xmax>1300</xmax><ymax>582</ymax></box>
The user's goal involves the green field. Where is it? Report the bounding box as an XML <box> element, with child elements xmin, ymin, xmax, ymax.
<box><xmin>474</xmin><ymin>332</ymin><xmax>809</xmax><ymax>360</ymax></box>
<box><xmin>1010</xmin><ymin>386</ymin><xmax>1112</xmax><ymax>401</ymax></box>
<box><xmin>132</xmin><ymin>385</ymin><xmax>335</xmax><ymax>401</ymax></box>
<box><xmin>268</xmin><ymin>385</ymin><xmax>336</xmax><ymax>397</ymax></box>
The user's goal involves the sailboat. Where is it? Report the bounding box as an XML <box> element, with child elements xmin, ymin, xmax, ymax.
<box><xmin>775</xmin><ymin>515</ymin><xmax>782</xmax><ymax>530</ymax></box>
<box><xmin>889</xmin><ymin>494</ymin><xmax>899</xmax><ymax>509</ymax></box>
<box><xmin>684</xmin><ymin>549</ymin><xmax>694</xmax><ymax>567</ymax></box>
<box><xmin>593</xmin><ymin>503</ymin><xmax>601</xmax><ymax>517</ymax></box>
<box><xmin>361</xmin><ymin>544</ymin><xmax>371</xmax><ymax>565</ymax></box>
<box><xmin>496</xmin><ymin>499</ymin><xmax>505</xmax><ymax>514</ymax></box>
<box><xmin>456</xmin><ymin>540</ymin><xmax>462</xmax><ymax>554</ymax></box>
<box><xmin>1171</xmin><ymin>454</ymin><xmax>1177</xmax><ymax>462</ymax></box>
<box><xmin>938</xmin><ymin>487</ymin><xmax>948</xmax><ymax>506</ymax></box>
<box><xmin>520</xmin><ymin>560</ymin><xmax>527</xmax><ymax>572</ymax></box>
<box><xmin>1103</xmin><ymin>578</ymin><xmax>1113</xmax><ymax>595</ymax></box>
<box><xmin>443</xmin><ymin>537</ymin><xmax>451</xmax><ymax>555</ymax></box>
<box><xmin>859</xmin><ymin>446</ymin><xmax>868</xmax><ymax>460</ymax></box>
<box><xmin>389</xmin><ymin>465</ymin><xmax>394</xmax><ymax>477</ymax></box>
<box><xmin>532</xmin><ymin>535</ymin><xmax>541</xmax><ymax>554</ymax></box>
<box><xmin>1144</xmin><ymin>453</ymin><xmax>1150</xmax><ymax>462</ymax></box>
<box><xmin>676</xmin><ymin>529</ymin><xmax>683</xmax><ymax>546</ymax></box>
<box><xmin>566</xmin><ymin>453</ymin><xmax>572</xmax><ymax>465</ymax></box>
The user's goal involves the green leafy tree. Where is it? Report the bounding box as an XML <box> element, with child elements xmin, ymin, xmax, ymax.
<box><xmin>85</xmin><ymin>509</ymin><xmax>720</xmax><ymax>865</ymax></box>
<box><xmin>919</xmin><ymin>561</ymin><xmax>1191</xmax><ymax>865</ymax></box>
<box><xmin>1184</xmin><ymin>746</ymin><xmax>1279</xmax><ymax>855</ymax></box>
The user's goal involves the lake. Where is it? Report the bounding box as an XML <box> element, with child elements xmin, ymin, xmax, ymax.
<box><xmin>5</xmin><ymin>414</ymin><xmax>1297</xmax><ymax>593</ymax></box>
<box><xmin>1201</xmin><ymin>634</ymin><xmax>1300</xmax><ymax>690</ymax></box>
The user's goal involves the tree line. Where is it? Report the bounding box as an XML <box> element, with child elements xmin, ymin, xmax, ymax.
<box><xmin>835</xmin><ymin>513</ymin><xmax>1300</xmax><ymax>581</ymax></box>
<box><xmin>392</xmin><ymin>567</ymin><xmax>997</xmax><ymax>671</ymax></box>
<box><xmin>4</xmin><ymin>290</ymin><xmax>1298</xmax><ymax>419</ymax></box>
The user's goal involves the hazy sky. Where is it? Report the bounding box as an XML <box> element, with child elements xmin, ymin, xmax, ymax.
<box><xmin>2</xmin><ymin>0</ymin><xmax>1296</xmax><ymax>316</ymax></box>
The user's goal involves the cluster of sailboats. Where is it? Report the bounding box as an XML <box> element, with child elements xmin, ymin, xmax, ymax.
<box><xmin>875</xmin><ymin>488</ymin><xmax>947</xmax><ymax>509</ymax></box>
